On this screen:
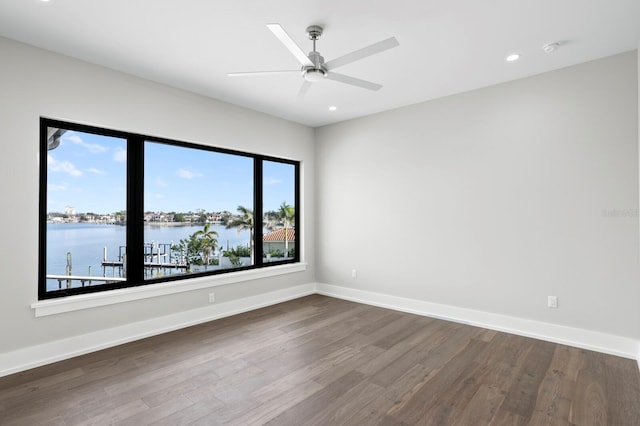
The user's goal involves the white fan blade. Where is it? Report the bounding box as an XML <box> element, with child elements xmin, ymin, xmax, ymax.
<box><xmin>324</xmin><ymin>37</ymin><xmax>399</xmax><ymax>71</ymax></box>
<box><xmin>266</xmin><ymin>24</ymin><xmax>314</xmax><ymax>67</ymax></box>
<box><xmin>227</xmin><ymin>70</ymin><xmax>299</xmax><ymax>77</ymax></box>
<box><xmin>297</xmin><ymin>81</ymin><xmax>312</xmax><ymax>101</ymax></box>
<box><xmin>325</xmin><ymin>72</ymin><xmax>382</xmax><ymax>91</ymax></box>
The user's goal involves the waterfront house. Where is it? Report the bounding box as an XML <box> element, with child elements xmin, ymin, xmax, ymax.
<box><xmin>263</xmin><ymin>227</ymin><xmax>296</xmax><ymax>257</ymax></box>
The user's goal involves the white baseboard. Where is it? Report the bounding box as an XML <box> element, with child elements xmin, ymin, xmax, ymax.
<box><xmin>316</xmin><ymin>283</ymin><xmax>640</xmax><ymax>361</ymax></box>
<box><xmin>0</xmin><ymin>283</ymin><xmax>315</xmax><ymax>378</ymax></box>
<box><xmin>3</xmin><ymin>282</ymin><xmax>639</xmax><ymax>378</ymax></box>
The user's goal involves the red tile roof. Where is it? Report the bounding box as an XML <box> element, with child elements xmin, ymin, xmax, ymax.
<box><xmin>263</xmin><ymin>227</ymin><xmax>295</xmax><ymax>242</ymax></box>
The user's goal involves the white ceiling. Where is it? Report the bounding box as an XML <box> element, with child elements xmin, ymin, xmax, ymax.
<box><xmin>1</xmin><ymin>0</ymin><xmax>638</xmax><ymax>127</ymax></box>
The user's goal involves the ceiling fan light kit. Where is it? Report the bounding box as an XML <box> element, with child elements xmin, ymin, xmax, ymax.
<box><xmin>303</xmin><ymin>68</ymin><xmax>326</xmax><ymax>82</ymax></box>
<box><xmin>228</xmin><ymin>23</ymin><xmax>399</xmax><ymax>98</ymax></box>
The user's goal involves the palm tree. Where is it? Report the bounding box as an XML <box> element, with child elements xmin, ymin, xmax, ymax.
<box><xmin>193</xmin><ymin>223</ymin><xmax>218</xmax><ymax>268</ymax></box>
<box><xmin>225</xmin><ymin>205</ymin><xmax>254</xmax><ymax>264</ymax></box>
<box><xmin>278</xmin><ymin>201</ymin><xmax>295</xmax><ymax>258</ymax></box>
<box><xmin>263</xmin><ymin>210</ymin><xmax>281</xmax><ymax>232</ymax></box>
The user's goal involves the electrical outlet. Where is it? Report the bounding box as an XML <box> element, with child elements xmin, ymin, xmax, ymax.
<box><xmin>208</xmin><ymin>292</ymin><xmax>215</xmax><ymax>303</ymax></box>
<box><xmin>352</xmin><ymin>269</ymin><xmax>357</xmax><ymax>279</ymax></box>
<box><xmin>547</xmin><ymin>296</ymin><xmax>558</xmax><ymax>308</ymax></box>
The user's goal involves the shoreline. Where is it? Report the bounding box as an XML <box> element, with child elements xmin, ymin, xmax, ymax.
<box><xmin>48</xmin><ymin>221</ymin><xmax>225</xmax><ymax>227</ymax></box>
<box><xmin>144</xmin><ymin>222</ymin><xmax>224</xmax><ymax>227</ymax></box>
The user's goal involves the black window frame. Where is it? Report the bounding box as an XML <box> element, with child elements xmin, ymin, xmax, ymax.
<box><xmin>39</xmin><ymin>117</ymin><xmax>300</xmax><ymax>300</ymax></box>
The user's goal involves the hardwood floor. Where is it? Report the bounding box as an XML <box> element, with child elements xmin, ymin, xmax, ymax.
<box><xmin>1</xmin><ymin>295</ymin><xmax>639</xmax><ymax>425</ymax></box>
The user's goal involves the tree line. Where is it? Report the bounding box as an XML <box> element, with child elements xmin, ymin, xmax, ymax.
<box><xmin>171</xmin><ymin>202</ymin><xmax>294</xmax><ymax>269</ymax></box>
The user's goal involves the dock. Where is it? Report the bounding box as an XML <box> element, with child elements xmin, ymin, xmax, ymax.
<box><xmin>101</xmin><ymin>243</ymin><xmax>188</xmax><ymax>278</ymax></box>
<box><xmin>47</xmin><ymin>243</ymin><xmax>190</xmax><ymax>290</ymax></box>
<box><xmin>47</xmin><ymin>274</ymin><xmax>126</xmax><ymax>290</ymax></box>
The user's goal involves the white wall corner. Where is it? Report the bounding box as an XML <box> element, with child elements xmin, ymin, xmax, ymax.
<box><xmin>316</xmin><ymin>283</ymin><xmax>640</xmax><ymax>361</ymax></box>
<box><xmin>0</xmin><ymin>283</ymin><xmax>315</xmax><ymax>378</ymax></box>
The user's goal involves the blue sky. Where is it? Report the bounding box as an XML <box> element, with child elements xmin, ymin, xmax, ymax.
<box><xmin>47</xmin><ymin>130</ymin><xmax>295</xmax><ymax>214</ymax></box>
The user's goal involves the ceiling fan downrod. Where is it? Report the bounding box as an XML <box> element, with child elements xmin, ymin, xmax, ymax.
<box><xmin>303</xmin><ymin>25</ymin><xmax>326</xmax><ymax>80</ymax></box>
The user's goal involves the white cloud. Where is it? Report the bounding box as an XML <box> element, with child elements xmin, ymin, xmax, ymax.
<box><xmin>156</xmin><ymin>177</ymin><xmax>168</xmax><ymax>187</ymax></box>
<box><xmin>176</xmin><ymin>168</ymin><xmax>203</xmax><ymax>179</ymax></box>
<box><xmin>48</xmin><ymin>154</ymin><xmax>82</xmax><ymax>177</ymax></box>
<box><xmin>265</xmin><ymin>177</ymin><xmax>282</xmax><ymax>185</ymax></box>
<box><xmin>155</xmin><ymin>193</ymin><xmax>167</xmax><ymax>199</ymax></box>
<box><xmin>64</xmin><ymin>133</ymin><xmax>107</xmax><ymax>153</ymax></box>
<box><xmin>48</xmin><ymin>184</ymin><xmax>66</xmax><ymax>191</ymax></box>
<box><xmin>86</xmin><ymin>168</ymin><xmax>105</xmax><ymax>175</ymax></box>
<box><xmin>114</xmin><ymin>147</ymin><xmax>127</xmax><ymax>162</ymax></box>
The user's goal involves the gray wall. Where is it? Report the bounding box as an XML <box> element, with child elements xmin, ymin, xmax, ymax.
<box><xmin>0</xmin><ymin>37</ymin><xmax>315</xmax><ymax>353</ymax></box>
<box><xmin>315</xmin><ymin>51</ymin><xmax>640</xmax><ymax>339</ymax></box>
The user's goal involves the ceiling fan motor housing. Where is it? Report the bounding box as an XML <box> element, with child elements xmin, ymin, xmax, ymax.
<box><xmin>308</xmin><ymin>51</ymin><xmax>324</xmax><ymax>67</ymax></box>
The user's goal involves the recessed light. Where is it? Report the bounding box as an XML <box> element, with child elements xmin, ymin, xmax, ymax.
<box><xmin>506</xmin><ymin>53</ymin><xmax>520</xmax><ymax>62</ymax></box>
<box><xmin>328</xmin><ymin>106</ymin><xmax>337</xmax><ymax>111</ymax></box>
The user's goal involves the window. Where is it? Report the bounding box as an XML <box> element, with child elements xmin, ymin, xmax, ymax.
<box><xmin>263</xmin><ymin>161</ymin><xmax>297</xmax><ymax>263</ymax></box>
<box><xmin>39</xmin><ymin>118</ymin><xmax>300</xmax><ymax>300</ymax></box>
<box><xmin>143</xmin><ymin>141</ymin><xmax>256</xmax><ymax>278</ymax></box>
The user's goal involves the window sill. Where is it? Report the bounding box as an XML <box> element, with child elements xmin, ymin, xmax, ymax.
<box><xmin>32</xmin><ymin>263</ymin><xmax>307</xmax><ymax>317</ymax></box>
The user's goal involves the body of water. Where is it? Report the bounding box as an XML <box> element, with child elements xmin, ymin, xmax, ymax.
<box><xmin>46</xmin><ymin>223</ymin><xmax>250</xmax><ymax>291</ymax></box>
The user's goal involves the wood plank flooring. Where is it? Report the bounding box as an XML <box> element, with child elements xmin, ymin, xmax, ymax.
<box><xmin>1</xmin><ymin>295</ymin><xmax>639</xmax><ymax>425</ymax></box>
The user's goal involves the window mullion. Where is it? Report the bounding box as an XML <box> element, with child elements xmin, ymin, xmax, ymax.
<box><xmin>127</xmin><ymin>136</ymin><xmax>145</xmax><ymax>284</ymax></box>
<box><xmin>254</xmin><ymin>158</ymin><xmax>264</xmax><ymax>265</ymax></box>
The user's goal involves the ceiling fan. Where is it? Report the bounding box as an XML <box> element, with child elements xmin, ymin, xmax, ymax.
<box><xmin>228</xmin><ymin>24</ymin><xmax>399</xmax><ymax>98</ymax></box>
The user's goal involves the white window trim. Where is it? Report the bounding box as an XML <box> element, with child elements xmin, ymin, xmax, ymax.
<box><xmin>32</xmin><ymin>263</ymin><xmax>307</xmax><ymax>317</ymax></box>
